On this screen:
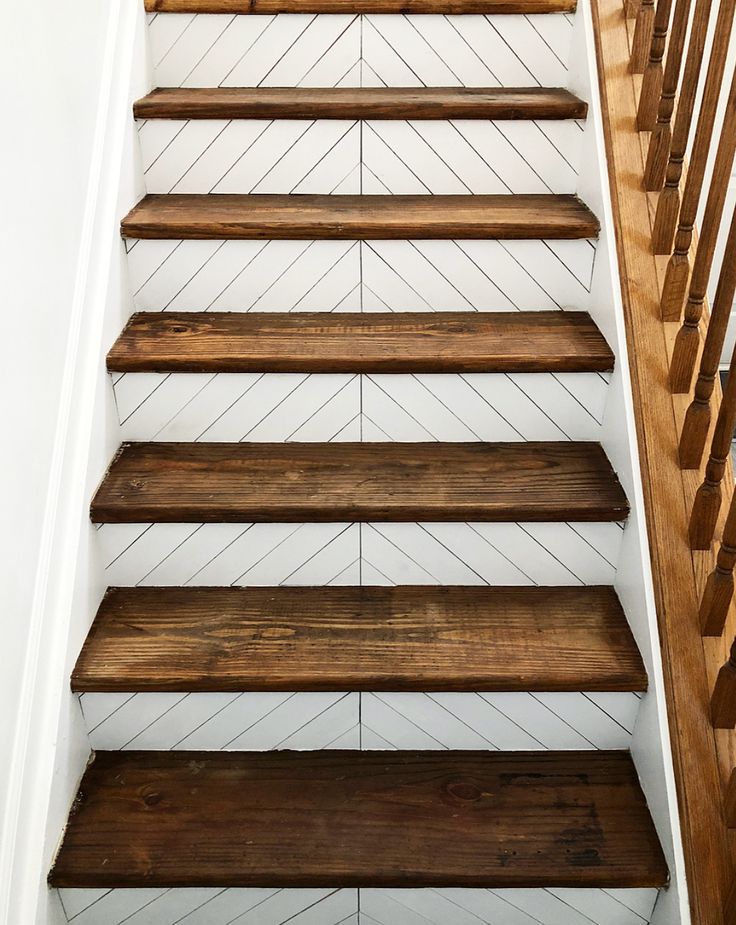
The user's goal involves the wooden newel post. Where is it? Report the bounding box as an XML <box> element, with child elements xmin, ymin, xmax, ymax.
<box><xmin>644</xmin><ymin>0</ymin><xmax>692</xmax><ymax>188</ymax></box>
<box><xmin>680</xmin><ymin>203</ymin><xmax>736</xmax><ymax>470</ymax></box>
<box><xmin>700</xmin><ymin>496</ymin><xmax>736</xmax><ymax>635</ymax></box>
<box><xmin>712</xmin><ymin>637</ymin><xmax>736</xmax><ymax>726</ymax></box>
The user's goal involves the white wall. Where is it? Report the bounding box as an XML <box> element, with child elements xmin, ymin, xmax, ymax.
<box><xmin>0</xmin><ymin>3</ymin><xmax>145</xmax><ymax>923</ymax></box>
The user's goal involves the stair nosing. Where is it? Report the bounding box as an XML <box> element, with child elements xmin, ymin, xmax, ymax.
<box><xmin>134</xmin><ymin>87</ymin><xmax>589</xmax><ymax>121</ymax></box>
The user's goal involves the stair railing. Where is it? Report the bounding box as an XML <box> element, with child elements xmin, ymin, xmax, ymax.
<box><xmin>627</xmin><ymin>0</ymin><xmax>736</xmax><ymax>776</ymax></box>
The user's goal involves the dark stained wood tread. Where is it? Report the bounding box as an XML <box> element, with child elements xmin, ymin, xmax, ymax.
<box><xmin>121</xmin><ymin>194</ymin><xmax>600</xmax><ymax>241</ymax></box>
<box><xmin>50</xmin><ymin>750</ymin><xmax>667</xmax><ymax>889</ymax></box>
<box><xmin>90</xmin><ymin>442</ymin><xmax>629</xmax><ymax>524</ymax></box>
<box><xmin>72</xmin><ymin>585</ymin><xmax>646</xmax><ymax>693</ymax></box>
<box><xmin>107</xmin><ymin>311</ymin><xmax>614</xmax><ymax>374</ymax></box>
<box><xmin>145</xmin><ymin>0</ymin><xmax>576</xmax><ymax>13</ymax></box>
<box><xmin>134</xmin><ymin>87</ymin><xmax>588</xmax><ymax>121</ymax></box>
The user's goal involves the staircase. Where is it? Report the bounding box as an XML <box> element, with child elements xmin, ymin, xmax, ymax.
<box><xmin>50</xmin><ymin>1</ymin><xmax>672</xmax><ymax>923</ymax></box>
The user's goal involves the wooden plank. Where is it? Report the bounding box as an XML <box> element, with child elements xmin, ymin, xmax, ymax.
<box><xmin>120</xmin><ymin>194</ymin><xmax>600</xmax><ymax>241</ymax></box>
<box><xmin>107</xmin><ymin>311</ymin><xmax>614</xmax><ymax>374</ymax></box>
<box><xmin>72</xmin><ymin>585</ymin><xmax>646</xmax><ymax>693</ymax></box>
<box><xmin>144</xmin><ymin>0</ymin><xmax>576</xmax><ymax>13</ymax></box>
<box><xmin>90</xmin><ymin>441</ymin><xmax>629</xmax><ymax>524</ymax></box>
<box><xmin>133</xmin><ymin>87</ymin><xmax>588</xmax><ymax>121</ymax></box>
<box><xmin>591</xmin><ymin>0</ymin><xmax>736</xmax><ymax>920</ymax></box>
<box><xmin>49</xmin><ymin>750</ymin><xmax>667</xmax><ymax>889</ymax></box>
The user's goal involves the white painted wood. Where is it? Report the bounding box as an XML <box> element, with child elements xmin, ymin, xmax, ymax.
<box><xmin>147</xmin><ymin>13</ymin><xmax>571</xmax><ymax>89</ymax></box>
<box><xmin>80</xmin><ymin>691</ymin><xmax>360</xmax><ymax>751</ymax></box>
<box><xmin>127</xmin><ymin>239</ymin><xmax>362</xmax><ymax>312</ymax></box>
<box><xmin>111</xmin><ymin>372</ymin><xmax>607</xmax><ymax>443</ymax></box>
<box><xmin>98</xmin><ymin>522</ymin><xmax>361</xmax><ymax>587</ymax></box>
<box><xmin>58</xmin><ymin>887</ymin><xmax>359</xmax><ymax>925</ymax></box>
<box><xmin>361</xmin><ymin>522</ymin><xmax>621</xmax><ymax>586</ymax></box>
<box><xmin>95</xmin><ymin>520</ymin><xmax>620</xmax><ymax>588</ymax></box>
<box><xmin>140</xmin><ymin>119</ymin><xmax>361</xmax><ymax>194</ymax></box>
<box><xmin>114</xmin><ymin>373</ymin><xmax>361</xmax><ymax>442</ymax></box>
<box><xmin>363</xmin><ymin>120</ymin><xmax>582</xmax><ymax>195</ymax></box>
<box><xmin>137</xmin><ymin>119</ymin><xmax>583</xmax><ymax>196</ymax></box>
<box><xmin>56</xmin><ymin>887</ymin><xmax>657</xmax><ymax>925</ymax></box>
<box><xmin>151</xmin><ymin>13</ymin><xmax>361</xmax><ymax>87</ymax></box>
<box><xmin>362</xmin><ymin>14</ymin><xmax>571</xmax><ymax>87</ymax></box>
<box><xmin>77</xmin><ymin>689</ymin><xmax>638</xmax><ymax>752</ymax></box>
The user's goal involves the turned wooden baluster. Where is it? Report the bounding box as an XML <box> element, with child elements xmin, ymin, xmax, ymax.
<box><xmin>625</xmin><ymin>0</ymin><xmax>641</xmax><ymax>18</ymax></box>
<box><xmin>700</xmin><ymin>493</ymin><xmax>736</xmax><ymax>635</ymax></box>
<box><xmin>656</xmin><ymin>0</ymin><xmax>736</xmax><ymax>314</ymax></box>
<box><xmin>681</xmin><ymin>204</ymin><xmax>736</xmax><ymax>475</ymax></box>
<box><xmin>637</xmin><ymin>0</ymin><xmax>674</xmax><ymax>130</ymax></box>
<box><xmin>690</xmin><ymin>340</ymin><xmax>736</xmax><ymax>547</ymax></box>
<box><xmin>644</xmin><ymin>0</ymin><xmax>692</xmax><ymax>187</ymax></box>
<box><xmin>712</xmin><ymin>637</ymin><xmax>736</xmax><ymax>725</ymax></box>
<box><xmin>651</xmin><ymin>0</ymin><xmax>720</xmax><ymax>256</ymax></box>
<box><xmin>670</xmin><ymin>70</ymin><xmax>736</xmax><ymax>391</ymax></box>
<box><xmin>631</xmin><ymin>0</ymin><xmax>655</xmax><ymax>73</ymax></box>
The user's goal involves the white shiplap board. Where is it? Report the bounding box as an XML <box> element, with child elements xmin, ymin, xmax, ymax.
<box><xmin>147</xmin><ymin>12</ymin><xmax>574</xmax><ymax>89</ymax></box>
<box><xmin>111</xmin><ymin>372</ymin><xmax>608</xmax><ymax>443</ymax></box>
<box><xmin>136</xmin><ymin>118</ymin><xmax>584</xmax><ymax>196</ymax></box>
<box><xmin>79</xmin><ymin>690</ymin><xmax>639</xmax><ymax>752</ymax></box>
<box><xmin>56</xmin><ymin>886</ymin><xmax>659</xmax><ymax>925</ymax></box>
<box><xmin>96</xmin><ymin>521</ymin><xmax>623</xmax><ymax>588</ymax></box>
<box><xmin>125</xmin><ymin>239</ymin><xmax>595</xmax><ymax>312</ymax></box>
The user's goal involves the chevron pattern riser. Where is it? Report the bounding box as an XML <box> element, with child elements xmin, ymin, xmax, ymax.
<box><xmin>147</xmin><ymin>13</ymin><xmax>574</xmax><ymax>89</ymax></box>
<box><xmin>79</xmin><ymin>690</ymin><xmax>641</xmax><ymax>752</ymax></box>
<box><xmin>126</xmin><ymin>239</ymin><xmax>595</xmax><ymax>312</ymax></box>
<box><xmin>112</xmin><ymin>372</ymin><xmax>608</xmax><ymax>443</ymax></box>
<box><xmin>137</xmin><ymin>119</ymin><xmax>583</xmax><ymax>196</ymax></box>
<box><xmin>96</xmin><ymin>521</ymin><xmax>622</xmax><ymax>587</ymax></box>
<box><xmin>57</xmin><ymin>886</ymin><xmax>659</xmax><ymax>925</ymax></box>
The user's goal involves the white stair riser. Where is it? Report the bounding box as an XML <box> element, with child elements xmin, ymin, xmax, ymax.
<box><xmin>125</xmin><ymin>239</ymin><xmax>595</xmax><ymax>312</ymax></box>
<box><xmin>78</xmin><ymin>690</ymin><xmax>641</xmax><ymax>752</ymax></box>
<box><xmin>112</xmin><ymin>372</ymin><xmax>608</xmax><ymax>443</ymax></box>
<box><xmin>138</xmin><ymin>119</ymin><xmax>584</xmax><ymax>196</ymax></box>
<box><xmin>96</xmin><ymin>521</ymin><xmax>623</xmax><ymax>587</ymax></box>
<box><xmin>57</xmin><ymin>885</ymin><xmax>659</xmax><ymax>925</ymax></box>
<box><xmin>147</xmin><ymin>12</ymin><xmax>574</xmax><ymax>89</ymax></box>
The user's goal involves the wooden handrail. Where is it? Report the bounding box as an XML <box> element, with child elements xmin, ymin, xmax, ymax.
<box><xmin>656</xmin><ymin>0</ymin><xmax>735</xmax><ymax>319</ymax></box>
<box><xmin>644</xmin><ymin>0</ymin><xmax>693</xmax><ymax>189</ymax></box>
<box><xmin>682</xmin><ymin>205</ymin><xmax>736</xmax><ymax>480</ymax></box>
<box><xmin>669</xmin><ymin>74</ymin><xmax>736</xmax><ymax>391</ymax></box>
<box><xmin>637</xmin><ymin>0</ymin><xmax>674</xmax><ymax>130</ymax></box>
<box><xmin>620</xmin><ymin>0</ymin><xmax>736</xmax><ymax>912</ymax></box>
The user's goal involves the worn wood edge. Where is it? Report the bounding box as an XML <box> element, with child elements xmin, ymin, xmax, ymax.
<box><xmin>144</xmin><ymin>0</ymin><xmax>577</xmax><ymax>12</ymax></box>
<box><xmin>592</xmin><ymin>0</ymin><xmax>736</xmax><ymax>921</ymax></box>
<box><xmin>133</xmin><ymin>87</ymin><xmax>589</xmax><ymax>121</ymax></box>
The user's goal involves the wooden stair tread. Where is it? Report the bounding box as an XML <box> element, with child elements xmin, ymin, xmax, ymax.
<box><xmin>121</xmin><ymin>194</ymin><xmax>600</xmax><ymax>240</ymax></box>
<box><xmin>134</xmin><ymin>87</ymin><xmax>588</xmax><ymax>121</ymax></box>
<box><xmin>50</xmin><ymin>749</ymin><xmax>667</xmax><ymax>889</ymax></box>
<box><xmin>145</xmin><ymin>0</ymin><xmax>577</xmax><ymax>13</ymax></box>
<box><xmin>72</xmin><ymin>585</ymin><xmax>645</xmax><ymax>693</ymax></box>
<box><xmin>90</xmin><ymin>441</ymin><xmax>629</xmax><ymax>523</ymax></box>
<box><xmin>107</xmin><ymin>311</ymin><xmax>614</xmax><ymax>374</ymax></box>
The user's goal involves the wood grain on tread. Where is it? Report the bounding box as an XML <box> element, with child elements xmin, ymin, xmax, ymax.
<box><xmin>121</xmin><ymin>194</ymin><xmax>600</xmax><ymax>241</ymax></box>
<box><xmin>72</xmin><ymin>585</ymin><xmax>646</xmax><ymax>692</ymax></box>
<box><xmin>134</xmin><ymin>87</ymin><xmax>588</xmax><ymax>121</ymax></box>
<box><xmin>90</xmin><ymin>442</ymin><xmax>629</xmax><ymax>524</ymax></box>
<box><xmin>107</xmin><ymin>311</ymin><xmax>614</xmax><ymax>374</ymax></box>
<box><xmin>49</xmin><ymin>750</ymin><xmax>667</xmax><ymax>889</ymax></box>
<box><xmin>145</xmin><ymin>0</ymin><xmax>576</xmax><ymax>13</ymax></box>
